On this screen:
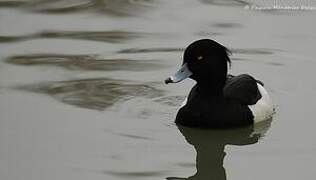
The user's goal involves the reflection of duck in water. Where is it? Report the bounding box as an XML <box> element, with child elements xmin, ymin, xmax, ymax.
<box><xmin>167</xmin><ymin>120</ymin><xmax>272</xmax><ymax>180</ymax></box>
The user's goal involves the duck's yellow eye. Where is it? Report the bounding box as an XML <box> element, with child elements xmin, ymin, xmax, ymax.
<box><xmin>197</xmin><ymin>56</ymin><xmax>203</xmax><ymax>60</ymax></box>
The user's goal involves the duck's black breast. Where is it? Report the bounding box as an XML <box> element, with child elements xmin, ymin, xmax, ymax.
<box><xmin>175</xmin><ymin>74</ymin><xmax>261</xmax><ymax>128</ymax></box>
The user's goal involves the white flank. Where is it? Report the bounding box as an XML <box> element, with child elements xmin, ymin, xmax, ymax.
<box><xmin>249</xmin><ymin>83</ymin><xmax>274</xmax><ymax>123</ymax></box>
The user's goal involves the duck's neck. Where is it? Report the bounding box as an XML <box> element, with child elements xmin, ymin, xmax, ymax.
<box><xmin>196</xmin><ymin>81</ymin><xmax>224</xmax><ymax>97</ymax></box>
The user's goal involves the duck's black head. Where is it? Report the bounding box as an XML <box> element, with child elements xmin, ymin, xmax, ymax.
<box><xmin>165</xmin><ymin>39</ymin><xmax>231</xmax><ymax>90</ymax></box>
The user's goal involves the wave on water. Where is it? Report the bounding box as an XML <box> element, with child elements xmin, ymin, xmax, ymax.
<box><xmin>6</xmin><ymin>53</ymin><xmax>166</xmax><ymax>71</ymax></box>
<box><xmin>0</xmin><ymin>0</ymin><xmax>157</xmax><ymax>16</ymax></box>
<box><xmin>16</xmin><ymin>78</ymin><xmax>164</xmax><ymax>111</ymax></box>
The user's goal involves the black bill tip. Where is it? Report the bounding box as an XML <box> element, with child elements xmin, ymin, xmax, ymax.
<box><xmin>164</xmin><ymin>77</ymin><xmax>172</xmax><ymax>84</ymax></box>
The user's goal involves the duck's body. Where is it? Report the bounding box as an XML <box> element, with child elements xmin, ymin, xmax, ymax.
<box><xmin>177</xmin><ymin>74</ymin><xmax>273</xmax><ymax>128</ymax></box>
<box><xmin>165</xmin><ymin>39</ymin><xmax>274</xmax><ymax>128</ymax></box>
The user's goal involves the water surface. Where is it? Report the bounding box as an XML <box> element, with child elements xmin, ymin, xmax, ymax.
<box><xmin>1</xmin><ymin>0</ymin><xmax>316</xmax><ymax>180</ymax></box>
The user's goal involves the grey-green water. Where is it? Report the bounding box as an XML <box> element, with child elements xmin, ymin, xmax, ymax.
<box><xmin>1</xmin><ymin>0</ymin><xmax>316</xmax><ymax>180</ymax></box>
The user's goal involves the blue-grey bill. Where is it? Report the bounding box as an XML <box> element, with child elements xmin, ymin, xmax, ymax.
<box><xmin>165</xmin><ymin>63</ymin><xmax>193</xmax><ymax>84</ymax></box>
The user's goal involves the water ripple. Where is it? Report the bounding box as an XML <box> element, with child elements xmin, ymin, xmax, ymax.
<box><xmin>0</xmin><ymin>0</ymin><xmax>28</xmax><ymax>8</ymax></box>
<box><xmin>6</xmin><ymin>54</ymin><xmax>165</xmax><ymax>71</ymax></box>
<box><xmin>16</xmin><ymin>78</ymin><xmax>164</xmax><ymax>110</ymax></box>
<box><xmin>231</xmin><ymin>48</ymin><xmax>276</xmax><ymax>55</ymax></box>
<box><xmin>118</xmin><ymin>47</ymin><xmax>184</xmax><ymax>54</ymax></box>
<box><xmin>104</xmin><ymin>170</ymin><xmax>167</xmax><ymax>178</ymax></box>
<box><xmin>212</xmin><ymin>22</ymin><xmax>243</xmax><ymax>28</ymax></box>
<box><xmin>199</xmin><ymin>0</ymin><xmax>250</xmax><ymax>7</ymax></box>
<box><xmin>0</xmin><ymin>30</ymin><xmax>149</xmax><ymax>43</ymax></box>
<box><xmin>0</xmin><ymin>0</ymin><xmax>157</xmax><ymax>16</ymax></box>
<box><xmin>154</xmin><ymin>96</ymin><xmax>185</xmax><ymax>107</ymax></box>
<box><xmin>117</xmin><ymin>133</ymin><xmax>153</xmax><ymax>140</ymax></box>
